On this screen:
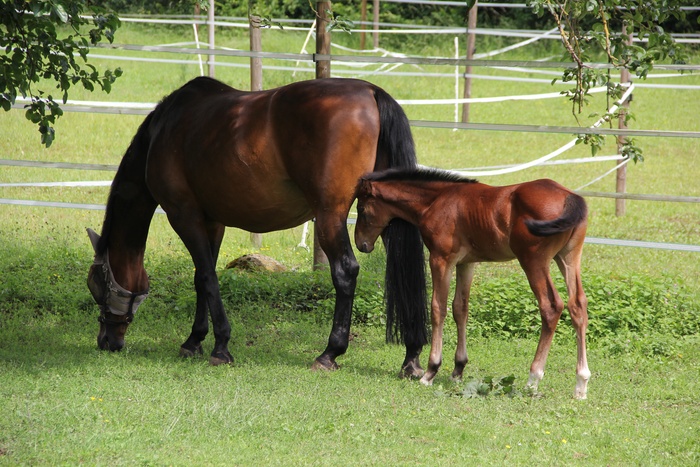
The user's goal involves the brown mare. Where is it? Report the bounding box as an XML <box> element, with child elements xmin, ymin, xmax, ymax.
<box><xmin>86</xmin><ymin>77</ymin><xmax>429</xmax><ymax>375</ymax></box>
<box><xmin>355</xmin><ymin>167</ymin><xmax>591</xmax><ymax>398</ymax></box>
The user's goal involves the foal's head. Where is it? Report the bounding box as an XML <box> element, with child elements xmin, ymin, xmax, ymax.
<box><xmin>354</xmin><ymin>178</ymin><xmax>391</xmax><ymax>253</ymax></box>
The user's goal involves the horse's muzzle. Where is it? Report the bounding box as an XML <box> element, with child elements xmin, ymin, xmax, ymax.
<box><xmin>97</xmin><ymin>312</ymin><xmax>131</xmax><ymax>351</ymax></box>
<box><xmin>358</xmin><ymin>241</ymin><xmax>374</xmax><ymax>253</ymax></box>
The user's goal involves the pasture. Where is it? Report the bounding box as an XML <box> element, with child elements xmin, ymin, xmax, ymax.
<box><xmin>1</xmin><ymin>21</ymin><xmax>699</xmax><ymax>464</ymax></box>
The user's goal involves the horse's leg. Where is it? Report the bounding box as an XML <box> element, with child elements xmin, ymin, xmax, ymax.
<box><xmin>521</xmin><ymin>259</ymin><xmax>564</xmax><ymax>394</ymax></box>
<box><xmin>167</xmin><ymin>211</ymin><xmax>232</xmax><ymax>365</ymax></box>
<box><xmin>555</xmin><ymin>245</ymin><xmax>590</xmax><ymax>399</ymax></box>
<box><xmin>420</xmin><ymin>257</ymin><xmax>452</xmax><ymax>386</ymax></box>
<box><xmin>311</xmin><ymin>216</ymin><xmax>359</xmax><ymax>371</ymax></box>
<box><xmin>180</xmin><ymin>222</ymin><xmax>226</xmax><ymax>359</ymax></box>
<box><xmin>451</xmin><ymin>262</ymin><xmax>476</xmax><ymax>381</ymax></box>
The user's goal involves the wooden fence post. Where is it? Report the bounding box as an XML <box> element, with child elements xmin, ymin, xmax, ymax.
<box><xmin>360</xmin><ymin>0</ymin><xmax>367</xmax><ymax>50</ymax></box>
<box><xmin>249</xmin><ymin>15</ymin><xmax>264</xmax><ymax>248</ymax></box>
<box><xmin>616</xmin><ymin>23</ymin><xmax>633</xmax><ymax>217</ymax></box>
<box><xmin>207</xmin><ymin>0</ymin><xmax>215</xmax><ymax>77</ymax></box>
<box><xmin>372</xmin><ymin>0</ymin><xmax>379</xmax><ymax>49</ymax></box>
<box><xmin>313</xmin><ymin>2</ymin><xmax>332</xmax><ymax>269</ymax></box>
<box><xmin>461</xmin><ymin>2</ymin><xmax>478</xmax><ymax>123</ymax></box>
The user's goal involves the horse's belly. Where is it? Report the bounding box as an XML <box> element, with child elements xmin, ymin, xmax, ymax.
<box><xmin>205</xmin><ymin>194</ymin><xmax>313</xmax><ymax>233</ymax></box>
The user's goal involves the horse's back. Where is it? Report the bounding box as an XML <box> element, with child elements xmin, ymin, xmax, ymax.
<box><xmin>267</xmin><ymin>79</ymin><xmax>382</xmax><ymax>191</ymax></box>
<box><xmin>145</xmin><ymin>78</ymin><xmax>383</xmax><ymax>232</ymax></box>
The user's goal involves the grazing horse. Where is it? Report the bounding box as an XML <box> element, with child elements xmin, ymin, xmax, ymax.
<box><xmin>86</xmin><ymin>77</ymin><xmax>429</xmax><ymax>375</ymax></box>
<box><xmin>354</xmin><ymin>167</ymin><xmax>591</xmax><ymax>399</ymax></box>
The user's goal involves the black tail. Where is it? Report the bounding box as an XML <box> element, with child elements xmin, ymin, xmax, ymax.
<box><xmin>373</xmin><ymin>86</ymin><xmax>429</xmax><ymax>348</ymax></box>
<box><xmin>525</xmin><ymin>194</ymin><xmax>588</xmax><ymax>237</ymax></box>
<box><xmin>96</xmin><ymin>111</ymin><xmax>158</xmax><ymax>256</ymax></box>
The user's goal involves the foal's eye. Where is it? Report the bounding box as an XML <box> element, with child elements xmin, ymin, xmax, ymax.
<box><xmin>357</xmin><ymin>206</ymin><xmax>364</xmax><ymax>214</ymax></box>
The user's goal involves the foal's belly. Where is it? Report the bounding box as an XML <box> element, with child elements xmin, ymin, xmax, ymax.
<box><xmin>461</xmin><ymin>240</ymin><xmax>515</xmax><ymax>263</ymax></box>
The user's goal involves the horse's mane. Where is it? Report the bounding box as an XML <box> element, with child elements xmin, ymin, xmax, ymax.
<box><xmin>363</xmin><ymin>166</ymin><xmax>478</xmax><ymax>184</ymax></box>
<box><xmin>97</xmin><ymin>78</ymin><xmax>237</xmax><ymax>256</ymax></box>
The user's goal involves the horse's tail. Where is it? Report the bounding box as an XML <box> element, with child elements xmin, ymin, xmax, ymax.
<box><xmin>372</xmin><ymin>86</ymin><xmax>429</xmax><ymax>349</ymax></box>
<box><xmin>95</xmin><ymin>111</ymin><xmax>158</xmax><ymax>256</ymax></box>
<box><xmin>525</xmin><ymin>193</ymin><xmax>588</xmax><ymax>237</ymax></box>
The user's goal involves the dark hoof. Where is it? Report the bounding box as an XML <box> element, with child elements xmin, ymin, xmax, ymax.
<box><xmin>179</xmin><ymin>343</ymin><xmax>203</xmax><ymax>358</ymax></box>
<box><xmin>209</xmin><ymin>351</ymin><xmax>233</xmax><ymax>366</ymax></box>
<box><xmin>311</xmin><ymin>356</ymin><xmax>339</xmax><ymax>371</ymax></box>
<box><xmin>399</xmin><ymin>362</ymin><xmax>425</xmax><ymax>380</ymax></box>
<box><xmin>451</xmin><ymin>363</ymin><xmax>467</xmax><ymax>381</ymax></box>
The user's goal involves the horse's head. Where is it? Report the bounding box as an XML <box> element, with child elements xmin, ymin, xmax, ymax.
<box><xmin>87</xmin><ymin>228</ymin><xmax>148</xmax><ymax>351</ymax></box>
<box><xmin>354</xmin><ymin>179</ymin><xmax>390</xmax><ymax>254</ymax></box>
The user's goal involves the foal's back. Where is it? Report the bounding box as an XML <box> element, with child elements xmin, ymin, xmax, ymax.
<box><xmin>423</xmin><ymin>178</ymin><xmax>578</xmax><ymax>263</ymax></box>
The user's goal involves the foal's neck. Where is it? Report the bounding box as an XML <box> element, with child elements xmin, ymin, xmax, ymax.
<box><xmin>377</xmin><ymin>181</ymin><xmax>446</xmax><ymax>225</ymax></box>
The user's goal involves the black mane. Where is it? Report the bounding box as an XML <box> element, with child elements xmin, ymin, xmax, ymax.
<box><xmin>362</xmin><ymin>166</ymin><xmax>477</xmax><ymax>184</ymax></box>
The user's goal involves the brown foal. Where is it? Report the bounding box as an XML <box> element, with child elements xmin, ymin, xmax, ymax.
<box><xmin>355</xmin><ymin>167</ymin><xmax>591</xmax><ymax>399</ymax></box>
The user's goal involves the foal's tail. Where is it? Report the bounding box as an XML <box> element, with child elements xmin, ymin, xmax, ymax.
<box><xmin>525</xmin><ymin>193</ymin><xmax>588</xmax><ymax>237</ymax></box>
<box><xmin>373</xmin><ymin>86</ymin><xmax>429</xmax><ymax>349</ymax></box>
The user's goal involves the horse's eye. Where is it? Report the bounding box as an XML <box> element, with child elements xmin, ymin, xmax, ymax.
<box><xmin>357</xmin><ymin>206</ymin><xmax>364</xmax><ymax>214</ymax></box>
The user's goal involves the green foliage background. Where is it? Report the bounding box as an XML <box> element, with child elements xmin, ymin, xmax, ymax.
<box><xmin>96</xmin><ymin>0</ymin><xmax>700</xmax><ymax>33</ymax></box>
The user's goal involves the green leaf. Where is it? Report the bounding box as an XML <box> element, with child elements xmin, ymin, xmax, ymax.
<box><xmin>52</xmin><ymin>4</ymin><xmax>68</xmax><ymax>23</ymax></box>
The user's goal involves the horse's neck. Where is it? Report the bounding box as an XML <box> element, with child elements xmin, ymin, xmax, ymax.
<box><xmin>101</xmin><ymin>196</ymin><xmax>154</xmax><ymax>292</ymax></box>
<box><xmin>104</xmin><ymin>227</ymin><xmax>149</xmax><ymax>292</ymax></box>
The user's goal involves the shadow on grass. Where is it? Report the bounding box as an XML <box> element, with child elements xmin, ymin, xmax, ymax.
<box><xmin>0</xmin><ymin>304</ymin><xmax>404</xmax><ymax>382</ymax></box>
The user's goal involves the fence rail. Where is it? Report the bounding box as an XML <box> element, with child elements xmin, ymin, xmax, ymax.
<box><xmin>3</xmin><ymin>15</ymin><xmax>698</xmax><ymax>254</ymax></box>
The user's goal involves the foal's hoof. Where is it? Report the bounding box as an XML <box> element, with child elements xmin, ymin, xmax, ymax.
<box><xmin>311</xmin><ymin>355</ymin><xmax>339</xmax><ymax>372</ymax></box>
<box><xmin>419</xmin><ymin>375</ymin><xmax>434</xmax><ymax>386</ymax></box>
<box><xmin>209</xmin><ymin>351</ymin><xmax>234</xmax><ymax>366</ymax></box>
<box><xmin>179</xmin><ymin>343</ymin><xmax>203</xmax><ymax>358</ymax></box>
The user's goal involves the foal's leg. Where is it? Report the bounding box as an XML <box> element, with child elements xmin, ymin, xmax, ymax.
<box><xmin>311</xmin><ymin>215</ymin><xmax>360</xmax><ymax>371</ymax></box>
<box><xmin>555</xmin><ymin>246</ymin><xmax>591</xmax><ymax>399</ymax></box>
<box><xmin>451</xmin><ymin>262</ymin><xmax>476</xmax><ymax>381</ymax></box>
<box><xmin>521</xmin><ymin>261</ymin><xmax>564</xmax><ymax>393</ymax></box>
<box><xmin>420</xmin><ymin>256</ymin><xmax>452</xmax><ymax>386</ymax></box>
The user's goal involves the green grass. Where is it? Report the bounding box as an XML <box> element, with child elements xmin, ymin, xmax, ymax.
<box><xmin>1</xmin><ymin>22</ymin><xmax>699</xmax><ymax>465</ymax></box>
<box><xmin>1</xmin><ymin>261</ymin><xmax>698</xmax><ymax>465</ymax></box>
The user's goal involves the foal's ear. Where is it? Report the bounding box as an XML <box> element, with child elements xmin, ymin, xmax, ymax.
<box><xmin>356</xmin><ymin>178</ymin><xmax>372</xmax><ymax>197</ymax></box>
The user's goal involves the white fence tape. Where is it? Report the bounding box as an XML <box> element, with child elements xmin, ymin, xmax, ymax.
<box><xmin>0</xmin><ymin>198</ymin><xmax>695</xmax><ymax>252</ymax></box>
<box><xmin>448</xmin><ymin>85</ymin><xmax>634</xmax><ymax>177</ymax></box>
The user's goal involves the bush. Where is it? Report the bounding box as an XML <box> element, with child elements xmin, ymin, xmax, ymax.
<box><xmin>467</xmin><ymin>274</ymin><xmax>700</xmax><ymax>341</ymax></box>
<box><xmin>217</xmin><ymin>266</ymin><xmax>700</xmax><ymax>343</ymax></box>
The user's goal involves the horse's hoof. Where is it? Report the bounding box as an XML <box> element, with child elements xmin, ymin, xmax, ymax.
<box><xmin>419</xmin><ymin>375</ymin><xmax>434</xmax><ymax>386</ymax></box>
<box><xmin>399</xmin><ymin>365</ymin><xmax>425</xmax><ymax>380</ymax></box>
<box><xmin>209</xmin><ymin>351</ymin><xmax>233</xmax><ymax>366</ymax></box>
<box><xmin>179</xmin><ymin>344</ymin><xmax>203</xmax><ymax>358</ymax></box>
<box><xmin>311</xmin><ymin>356</ymin><xmax>339</xmax><ymax>371</ymax></box>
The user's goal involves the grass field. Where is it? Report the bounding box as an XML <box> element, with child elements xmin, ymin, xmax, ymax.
<box><xmin>1</xmin><ymin>21</ymin><xmax>699</xmax><ymax>465</ymax></box>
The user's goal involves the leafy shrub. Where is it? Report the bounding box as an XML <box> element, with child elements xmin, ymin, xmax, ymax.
<box><xmin>467</xmin><ymin>274</ymin><xmax>700</xmax><ymax>341</ymax></box>
<box><xmin>217</xmin><ymin>267</ymin><xmax>699</xmax><ymax>343</ymax></box>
